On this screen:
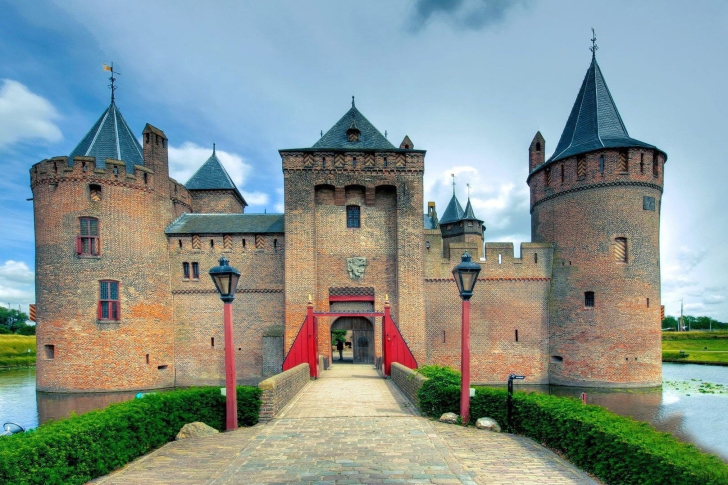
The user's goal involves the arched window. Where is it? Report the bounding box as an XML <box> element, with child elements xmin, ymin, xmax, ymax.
<box><xmin>615</xmin><ymin>237</ymin><xmax>628</xmax><ymax>263</ymax></box>
<box><xmin>347</xmin><ymin>205</ymin><xmax>360</xmax><ymax>228</ymax></box>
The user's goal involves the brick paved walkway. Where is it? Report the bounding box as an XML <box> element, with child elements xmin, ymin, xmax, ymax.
<box><xmin>92</xmin><ymin>364</ymin><xmax>597</xmax><ymax>484</ymax></box>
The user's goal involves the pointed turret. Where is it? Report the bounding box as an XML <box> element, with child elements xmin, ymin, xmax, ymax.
<box><xmin>544</xmin><ymin>56</ymin><xmax>656</xmax><ymax>166</ymax></box>
<box><xmin>400</xmin><ymin>135</ymin><xmax>413</xmax><ymax>149</ymax></box>
<box><xmin>439</xmin><ymin>193</ymin><xmax>464</xmax><ymax>224</ymax></box>
<box><xmin>69</xmin><ymin>102</ymin><xmax>144</xmax><ymax>173</ymax></box>
<box><xmin>462</xmin><ymin>198</ymin><xmax>483</xmax><ymax>225</ymax></box>
<box><xmin>185</xmin><ymin>147</ymin><xmax>247</xmax><ymax>213</ymax></box>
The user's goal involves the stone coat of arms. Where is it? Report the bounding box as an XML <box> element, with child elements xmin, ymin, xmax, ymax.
<box><xmin>347</xmin><ymin>257</ymin><xmax>367</xmax><ymax>280</ymax></box>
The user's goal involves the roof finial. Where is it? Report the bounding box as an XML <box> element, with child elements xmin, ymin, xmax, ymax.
<box><xmin>102</xmin><ymin>62</ymin><xmax>120</xmax><ymax>104</ymax></box>
<box><xmin>385</xmin><ymin>130</ymin><xmax>388</xmax><ymax>139</ymax></box>
<box><xmin>352</xmin><ymin>95</ymin><xmax>355</xmax><ymax>108</ymax></box>
<box><xmin>320</xmin><ymin>130</ymin><xmax>323</xmax><ymax>138</ymax></box>
<box><xmin>451</xmin><ymin>173</ymin><xmax>456</xmax><ymax>196</ymax></box>
<box><xmin>590</xmin><ymin>28</ymin><xmax>598</xmax><ymax>58</ymax></box>
<box><xmin>213</xmin><ymin>142</ymin><xmax>216</xmax><ymax>155</ymax></box>
<box><xmin>467</xmin><ymin>182</ymin><xmax>471</xmax><ymax>199</ymax></box>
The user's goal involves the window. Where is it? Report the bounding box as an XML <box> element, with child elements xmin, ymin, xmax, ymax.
<box><xmin>383</xmin><ymin>157</ymin><xmax>388</xmax><ymax>167</ymax></box>
<box><xmin>535</xmin><ymin>142</ymin><xmax>541</xmax><ymax>151</ymax></box>
<box><xmin>183</xmin><ymin>262</ymin><xmax>190</xmax><ymax>279</ymax></box>
<box><xmin>44</xmin><ymin>344</ymin><xmax>55</xmax><ymax>359</ymax></box>
<box><xmin>618</xmin><ymin>151</ymin><xmax>628</xmax><ymax>172</ymax></box>
<box><xmin>577</xmin><ymin>157</ymin><xmax>586</xmax><ymax>179</ymax></box>
<box><xmin>545</xmin><ymin>167</ymin><xmax>551</xmax><ymax>186</ymax></box>
<box><xmin>77</xmin><ymin>217</ymin><xmax>100</xmax><ymax>256</ymax></box>
<box><xmin>599</xmin><ymin>155</ymin><xmax>604</xmax><ymax>173</ymax></box>
<box><xmin>585</xmin><ymin>291</ymin><xmax>595</xmax><ymax>308</ymax></box>
<box><xmin>615</xmin><ymin>237</ymin><xmax>627</xmax><ymax>263</ymax></box>
<box><xmin>89</xmin><ymin>184</ymin><xmax>102</xmax><ymax>201</ymax></box>
<box><xmin>98</xmin><ymin>280</ymin><xmax>120</xmax><ymax>321</ymax></box>
<box><xmin>560</xmin><ymin>164</ymin><xmax>564</xmax><ymax>183</ymax></box>
<box><xmin>640</xmin><ymin>153</ymin><xmax>644</xmax><ymax>174</ymax></box>
<box><xmin>346</xmin><ymin>205</ymin><xmax>360</xmax><ymax>228</ymax></box>
<box><xmin>534</xmin><ymin>253</ymin><xmax>538</xmax><ymax>264</ymax></box>
<box><xmin>352</xmin><ymin>157</ymin><xmax>357</xmax><ymax>168</ymax></box>
<box><xmin>192</xmin><ymin>262</ymin><xmax>199</xmax><ymax>279</ymax></box>
<box><xmin>653</xmin><ymin>151</ymin><xmax>659</xmax><ymax>177</ymax></box>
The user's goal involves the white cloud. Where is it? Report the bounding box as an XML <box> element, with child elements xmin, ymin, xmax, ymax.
<box><xmin>704</xmin><ymin>295</ymin><xmax>726</xmax><ymax>305</ymax></box>
<box><xmin>0</xmin><ymin>260</ymin><xmax>35</xmax><ymax>311</ymax></box>
<box><xmin>0</xmin><ymin>79</ymin><xmax>62</xmax><ymax>149</ymax></box>
<box><xmin>168</xmin><ymin>142</ymin><xmax>251</xmax><ymax>188</ymax></box>
<box><xmin>241</xmin><ymin>191</ymin><xmax>269</xmax><ymax>206</ymax></box>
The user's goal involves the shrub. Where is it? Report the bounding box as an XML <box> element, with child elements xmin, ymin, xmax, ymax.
<box><xmin>0</xmin><ymin>386</ymin><xmax>261</xmax><ymax>485</ymax></box>
<box><xmin>471</xmin><ymin>387</ymin><xmax>728</xmax><ymax>485</ymax></box>
<box><xmin>417</xmin><ymin>365</ymin><xmax>461</xmax><ymax>418</ymax></box>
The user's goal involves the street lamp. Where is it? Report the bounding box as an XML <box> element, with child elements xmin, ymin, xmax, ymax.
<box><xmin>209</xmin><ymin>256</ymin><xmax>241</xmax><ymax>431</ymax></box>
<box><xmin>452</xmin><ymin>251</ymin><xmax>481</xmax><ymax>425</ymax></box>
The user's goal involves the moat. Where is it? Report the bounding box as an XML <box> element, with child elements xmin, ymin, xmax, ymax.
<box><xmin>1</xmin><ymin>363</ymin><xmax>727</xmax><ymax>461</ymax></box>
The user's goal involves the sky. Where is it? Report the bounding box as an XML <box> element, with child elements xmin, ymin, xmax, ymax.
<box><xmin>0</xmin><ymin>0</ymin><xmax>726</xmax><ymax>321</ymax></box>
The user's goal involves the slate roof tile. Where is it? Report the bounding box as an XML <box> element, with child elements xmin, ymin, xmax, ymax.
<box><xmin>165</xmin><ymin>213</ymin><xmax>284</xmax><ymax>235</ymax></box>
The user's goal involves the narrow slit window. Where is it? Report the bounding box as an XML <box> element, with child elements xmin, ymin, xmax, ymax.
<box><xmin>183</xmin><ymin>262</ymin><xmax>190</xmax><ymax>279</ymax></box>
<box><xmin>653</xmin><ymin>152</ymin><xmax>659</xmax><ymax>177</ymax></box>
<box><xmin>534</xmin><ymin>253</ymin><xmax>538</xmax><ymax>264</ymax></box>
<box><xmin>242</xmin><ymin>238</ymin><xmax>246</xmax><ymax>249</ymax></box>
<box><xmin>615</xmin><ymin>237</ymin><xmax>627</xmax><ymax>263</ymax></box>
<box><xmin>498</xmin><ymin>253</ymin><xmax>502</xmax><ymax>264</ymax></box>
<box><xmin>346</xmin><ymin>205</ymin><xmax>360</xmax><ymax>228</ymax></box>
<box><xmin>211</xmin><ymin>337</ymin><xmax>215</xmax><ymax>348</ymax></box>
<box><xmin>210</xmin><ymin>239</ymin><xmax>214</xmax><ymax>248</ymax></box>
<box><xmin>560</xmin><ymin>164</ymin><xmax>564</xmax><ymax>183</ymax></box>
<box><xmin>640</xmin><ymin>153</ymin><xmax>644</xmax><ymax>173</ymax></box>
<box><xmin>647</xmin><ymin>298</ymin><xmax>650</xmax><ymax>308</ymax></box>
<box><xmin>274</xmin><ymin>238</ymin><xmax>278</xmax><ymax>252</ymax></box>
<box><xmin>192</xmin><ymin>262</ymin><xmax>199</xmax><ymax>279</ymax></box>
<box><xmin>599</xmin><ymin>155</ymin><xmax>605</xmax><ymax>173</ymax></box>
<box><xmin>585</xmin><ymin>291</ymin><xmax>595</xmax><ymax>308</ymax></box>
<box><xmin>146</xmin><ymin>354</ymin><xmax>150</xmax><ymax>364</ymax></box>
<box><xmin>577</xmin><ymin>157</ymin><xmax>586</xmax><ymax>179</ymax></box>
<box><xmin>515</xmin><ymin>329</ymin><xmax>519</xmax><ymax>342</ymax></box>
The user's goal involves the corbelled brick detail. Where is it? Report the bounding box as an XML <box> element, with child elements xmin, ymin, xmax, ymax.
<box><xmin>258</xmin><ymin>363</ymin><xmax>310</xmax><ymax>421</ymax></box>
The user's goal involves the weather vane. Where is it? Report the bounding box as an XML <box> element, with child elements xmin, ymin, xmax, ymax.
<box><xmin>590</xmin><ymin>28</ymin><xmax>598</xmax><ymax>58</ymax></box>
<box><xmin>451</xmin><ymin>173</ymin><xmax>456</xmax><ymax>195</ymax></box>
<box><xmin>467</xmin><ymin>182</ymin><xmax>471</xmax><ymax>198</ymax></box>
<box><xmin>102</xmin><ymin>62</ymin><xmax>121</xmax><ymax>103</ymax></box>
<box><xmin>351</xmin><ymin>95</ymin><xmax>355</xmax><ymax>108</ymax></box>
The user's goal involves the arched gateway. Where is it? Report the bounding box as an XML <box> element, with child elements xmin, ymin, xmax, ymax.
<box><xmin>331</xmin><ymin>317</ymin><xmax>374</xmax><ymax>364</ymax></box>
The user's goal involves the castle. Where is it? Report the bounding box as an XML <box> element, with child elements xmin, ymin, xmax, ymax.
<box><xmin>32</xmin><ymin>51</ymin><xmax>666</xmax><ymax>392</ymax></box>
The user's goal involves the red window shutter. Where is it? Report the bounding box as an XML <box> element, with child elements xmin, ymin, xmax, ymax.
<box><xmin>76</xmin><ymin>236</ymin><xmax>83</xmax><ymax>255</ymax></box>
<box><xmin>97</xmin><ymin>301</ymin><xmax>102</xmax><ymax>320</ymax></box>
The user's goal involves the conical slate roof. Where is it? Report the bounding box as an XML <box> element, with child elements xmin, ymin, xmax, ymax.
<box><xmin>546</xmin><ymin>56</ymin><xmax>656</xmax><ymax>165</ymax></box>
<box><xmin>69</xmin><ymin>102</ymin><xmax>144</xmax><ymax>173</ymax></box>
<box><xmin>462</xmin><ymin>198</ymin><xmax>483</xmax><ymax>223</ymax></box>
<box><xmin>439</xmin><ymin>193</ymin><xmax>464</xmax><ymax>224</ymax></box>
<box><xmin>185</xmin><ymin>149</ymin><xmax>247</xmax><ymax>205</ymax></box>
<box><xmin>313</xmin><ymin>100</ymin><xmax>395</xmax><ymax>150</ymax></box>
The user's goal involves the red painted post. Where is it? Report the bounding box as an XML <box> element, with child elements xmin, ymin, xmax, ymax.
<box><xmin>460</xmin><ymin>299</ymin><xmax>471</xmax><ymax>425</ymax></box>
<box><xmin>383</xmin><ymin>299</ymin><xmax>391</xmax><ymax>376</ymax></box>
<box><xmin>307</xmin><ymin>300</ymin><xmax>317</xmax><ymax>378</ymax></box>
<box><xmin>223</xmin><ymin>301</ymin><xmax>238</xmax><ymax>431</ymax></box>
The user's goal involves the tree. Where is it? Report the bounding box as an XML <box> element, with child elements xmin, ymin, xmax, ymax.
<box><xmin>0</xmin><ymin>307</ymin><xmax>29</xmax><ymax>333</ymax></box>
<box><xmin>662</xmin><ymin>316</ymin><xmax>678</xmax><ymax>330</ymax></box>
<box><xmin>331</xmin><ymin>330</ymin><xmax>347</xmax><ymax>346</ymax></box>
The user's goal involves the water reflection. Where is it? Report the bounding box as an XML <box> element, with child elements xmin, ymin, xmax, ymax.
<box><xmin>37</xmin><ymin>390</ymin><xmax>138</xmax><ymax>424</ymax></box>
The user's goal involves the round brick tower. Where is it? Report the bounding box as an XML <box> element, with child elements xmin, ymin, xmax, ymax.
<box><xmin>528</xmin><ymin>54</ymin><xmax>666</xmax><ymax>387</ymax></box>
<box><xmin>32</xmin><ymin>101</ymin><xmax>177</xmax><ymax>392</ymax></box>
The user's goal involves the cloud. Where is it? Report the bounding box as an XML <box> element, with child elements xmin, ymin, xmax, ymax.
<box><xmin>409</xmin><ymin>0</ymin><xmax>531</xmax><ymax>32</ymax></box>
<box><xmin>0</xmin><ymin>260</ymin><xmax>35</xmax><ymax>310</ymax></box>
<box><xmin>168</xmin><ymin>142</ymin><xmax>251</xmax><ymax>188</ymax></box>
<box><xmin>704</xmin><ymin>294</ymin><xmax>726</xmax><ymax>305</ymax></box>
<box><xmin>241</xmin><ymin>191</ymin><xmax>269</xmax><ymax>207</ymax></box>
<box><xmin>0</xmin><ymin>79</ymin><xmax>62</xmax><ymax>149</ymax></box>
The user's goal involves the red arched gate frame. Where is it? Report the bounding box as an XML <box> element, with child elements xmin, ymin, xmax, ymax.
<box><xmin>282</xmin><ymin>298</ymin><xmax>417</xmax><ymax>378</ymax></box>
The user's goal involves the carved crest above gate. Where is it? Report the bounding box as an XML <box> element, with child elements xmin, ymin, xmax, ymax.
<box><xmin>346</xmin><ymin>257</ymin><xmax>367</xmax><ymax>280</ymax></box>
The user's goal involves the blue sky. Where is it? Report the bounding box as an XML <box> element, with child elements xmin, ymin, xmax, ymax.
<box><xmin>1</xmin><ymin>0</ymin><xmax>727</xmax><ymax>321</ymax></box>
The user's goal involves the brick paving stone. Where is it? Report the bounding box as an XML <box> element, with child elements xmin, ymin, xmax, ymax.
<box><xmin>91</xmin><ymin>364</ymin><xmax>597</xmax><ymax>484</ymax></box>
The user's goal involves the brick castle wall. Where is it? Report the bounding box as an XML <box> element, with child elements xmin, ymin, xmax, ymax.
<box><xmin>189</xmin><ymin>190</ymin><xmax>244</xmax><ymax>214</ymax></box>
<box><xmin>32</xmin><ymin>146</ymin><xmax>176</xmax><ymax>392</ymax></box>
<box><xmin>530</xmin><ymin>146</ymin><xmax>665</xmax><ymax>387</ymax></box>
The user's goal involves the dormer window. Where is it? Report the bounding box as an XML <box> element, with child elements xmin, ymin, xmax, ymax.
<box><xmin>346</xmin><ymin>120</ymin><xmax>360</xmax><ymax>142</ymax></box>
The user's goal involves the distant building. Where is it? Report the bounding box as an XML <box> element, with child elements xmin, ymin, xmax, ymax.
<box><xmin>32</xmin><ymin>51</ymin><xmax>666</xmax><ymax>392</ymax></box>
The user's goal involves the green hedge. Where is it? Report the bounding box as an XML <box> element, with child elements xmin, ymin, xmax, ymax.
<box><xmin>0</xmin><ymin>386</ymin><xmax>261</xmax><ymax>485</ymax></box>
<box><xmin>417</xmin><ymin>366</ymin><xmax>728</xmax><ymax>485</ymax></box>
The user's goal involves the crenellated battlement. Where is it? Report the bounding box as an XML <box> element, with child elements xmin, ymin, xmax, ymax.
<box><xmin>425</xmin><ymin>242</ymin><xmax>553</xmax><ymax>280</ymax></box>
<box><xmin>280</xmin><ymin>150</ymin><xmax>425</xmax><ymax>173</ymax></box>
<box><xmin>31</xmin><ymin>155</ymin><xmax>157</xmax><ymax>192</ymax></box>
<box><xmin>528</xmin><ymin>147</ymin><xmax>665</xmax><ymax>213</ymax></box>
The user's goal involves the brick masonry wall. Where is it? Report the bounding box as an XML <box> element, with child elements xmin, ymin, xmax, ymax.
<box><xmin>390</xmin><ymin>362</ymin><xmax>427</xmax><ymax>410</ymax></box>
<box><xmin>530</xmin><ymin>147</ymin><xmax>664</xmax><ymax>387</ymax></box>
<box><xmin>424</xmin><ymin>243</ymin><xmax>553</xmax><ymax>384</ymax></box>
<box><xmin>258</xmin><ymin>362</ymin><xmax>310</xmax><ymax>421</ymax></box>
<box><xmin>189</xmin><ymin>190</ymin><xmax>244</xmax><ymax>214</ymax></box>
<box><xmin>169</xmin><ymin>234</ymin><xmax>285</xmax><ymax>386</ymax></box>
<box><xmin>281</xmin><ymin>150</ymin><xmax>427</xmax><ymax>366</ymax></box>
<box><xmin>32</xmin><ymin>154</ymin><xmax>176</xmax><ymax>392</ymax></box>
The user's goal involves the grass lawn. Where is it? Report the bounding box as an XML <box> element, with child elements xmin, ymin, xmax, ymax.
<box><xmin>0</xmin><ymin>335</ymin><xmax>36</xmax><ymax>367</ymax></box>
<box><xmin>662</xmin><ymin>331</ymin><xmax>728</xmax><ymax>364</ymax></box>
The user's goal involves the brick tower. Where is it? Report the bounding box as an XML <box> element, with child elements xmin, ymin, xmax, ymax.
<box><xmin>32</xmin><ymin>100</ymin><xmax>177</xmax><ymax>392</ymax></box>
<box><xmin>279</xmin><ymin>99</ymin><xmax>427</xmax><ymax>364</ymax></box>
<box><xmin>528</xmin><ymin>52</ymin><xmax>666</xmax><ymax>387</ymax></box>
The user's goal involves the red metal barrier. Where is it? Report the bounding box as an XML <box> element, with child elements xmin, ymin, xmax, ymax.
<box><xmin>282</xmin><ymin>300</ymin><xmax>318</xmax><ymax>378</ymax></box>
<box><xmin>381</xmin><ymin>299</ymin><xmax>418</xmax><ymax>376</ymax></box>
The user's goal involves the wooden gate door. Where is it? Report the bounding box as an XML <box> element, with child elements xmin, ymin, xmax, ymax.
<box><xmin>352</xmin><ymin>318</ymin><xmax>374</xmax><ymax>364</ymax></box>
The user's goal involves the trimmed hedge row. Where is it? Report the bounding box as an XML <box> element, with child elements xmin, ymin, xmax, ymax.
<box><xmin>417</xmin><ymin>366</ymin><xmax>728</xmax><ymax>485</ymax></box>
<box><xmin>0</xmin><ymin>386</ymin><xmax>261</xmax><ymax>485</ymax></box>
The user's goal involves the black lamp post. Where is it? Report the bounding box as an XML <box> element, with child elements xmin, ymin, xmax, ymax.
<box><xmin>452</xmin><ymin>251</ymin><xmax>481</xmax><ymax>424</ymax></box>
<box><xmin>209</xmin><ymin>256</ymin><xmax>241</xmax><ymax>431</ymax></box>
